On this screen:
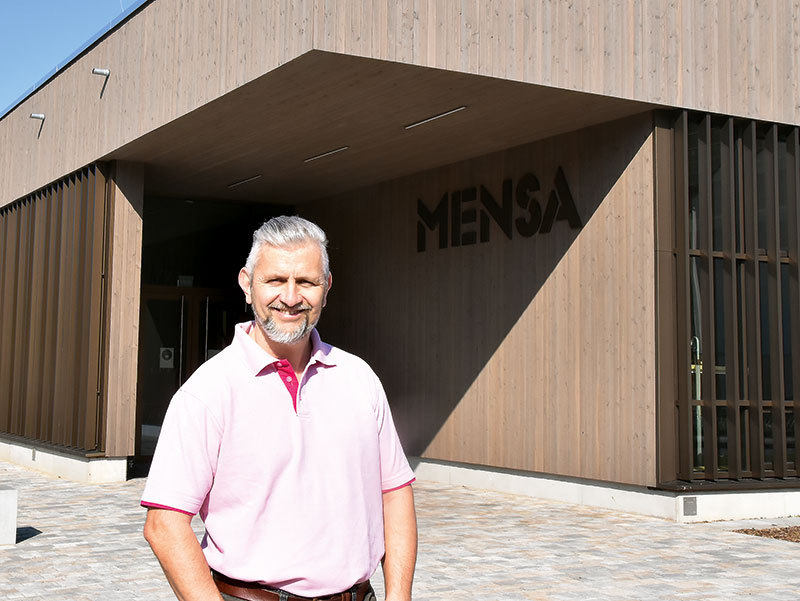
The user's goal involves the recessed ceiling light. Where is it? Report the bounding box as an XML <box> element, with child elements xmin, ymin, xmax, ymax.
<box><xmin>304</xmin><ymin>146</ymin><xmax>350</xmax><ymax>163</ymax></box>
<box><xmin>227</xmin><ymin>174</ymin><xmax>262</xmax><ymax>188</ymax></box>
<box><xmin>405</xmin><ymin>106</ymin><xmax>467</xmax><ymax>130</ymax></box>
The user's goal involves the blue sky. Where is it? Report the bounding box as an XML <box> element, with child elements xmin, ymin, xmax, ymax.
<box><xmin>0</xmin><ymin>0</ymin><xmax>144</xmax><ymax>116</ymax></box>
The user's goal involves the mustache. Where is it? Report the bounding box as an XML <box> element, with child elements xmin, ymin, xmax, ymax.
<box><xmin>267</xmin><ymin>302</ymin><xmax>312</xmax><ymax>312</ymax></box>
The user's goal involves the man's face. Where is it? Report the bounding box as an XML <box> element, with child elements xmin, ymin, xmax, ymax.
<box><xmin>238</xmin><ymin>242</ymin><xmax>331</xmax><ymax>346</ymax></box>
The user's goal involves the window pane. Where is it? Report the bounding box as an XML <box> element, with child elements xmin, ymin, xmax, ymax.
<box><xmin>740</xmin><ymin>406</ymin><xmax>751</xmax><ymax>472</ymax></box>
<box><xmin>756</xmin><ymin>127</ymin><xmax>771</xmax><ymax>252</ymax></box>
<box><xmin>711</xmin><ymin>119</ymin><xmax>728</xmax><ymax>252</ymax></box>
<box><xmin>693</xmin><ymin>405</ymin><xmax>705</xmax><ymax>472</ymax></box>
<box><xmin>760</xmin><ymin>264</ymin><xmax>772</xmax><ymax>400</ymax></box>
<box><xmin>717</xmin><ymin>406</ymin><xmax>729</xmax><ymax>471</ymax></box>
<box><xmin>778</xmin><ymin>129</ymin><xmax>791</xmax><ymax>253</ymax></box>
<box><xmin>782</xmin><ymin>263</ymin><xmax>793</xmax><ymax>400</ymax></box>
<box><xmin>787</xmin><ymin>409</ymin><xmax>796</xmax><ymax>470</ymax></box>
<box><xmin>734</xmin><ymin>130</ymin><xmax>743</xmax><ymax>254</ymax></box>
<box><xmin>714</xmin><ymin>258</ymin><xmax>727</xmax><ymax>399</ymax></box>
<box><xmin>688</xmin><ymin>116</ymin><xmax>705</xmax><ymax>250</ymax></box>
<box><xmin>763</xmin><ymin>408</ymin><xmax>774</xmax><ymax>469</ymax></box>
<box><xmin>737</xmin><ymin>261</ymin><xmax>747</xmax><ymax>400</ymax></box>
<box><xmin>690</xmin><ymin>256</ymin><xmax>703</xmax><ymax>400</ymax></box>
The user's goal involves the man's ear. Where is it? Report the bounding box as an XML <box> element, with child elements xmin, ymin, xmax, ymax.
<box><xmin>238</xmin><ymin>268</ymin><xmax>253</xmax><ymax>304</ymax></box>
<box><xmin>323</xmin><ymin>273</ymin><xmax>332</xmax><ymax>307</ymax></box>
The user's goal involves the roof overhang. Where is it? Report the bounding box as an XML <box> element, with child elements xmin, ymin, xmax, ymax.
<box><xmin>104</xmin><ymin>50</ymin><xmax>657</xmax><ymax>203</ymax></box>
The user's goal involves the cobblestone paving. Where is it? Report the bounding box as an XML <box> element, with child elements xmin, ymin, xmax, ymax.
<box><xmin>2</xmin><ymin>460</ymin><xmax>800</xmax><ymax>600</ymax></box>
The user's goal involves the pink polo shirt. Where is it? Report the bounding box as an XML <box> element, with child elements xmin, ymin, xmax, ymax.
<box><xmin>141</xmin><ymin>323</ymin><xmax>414</xmax><ymax>596</ymax></box>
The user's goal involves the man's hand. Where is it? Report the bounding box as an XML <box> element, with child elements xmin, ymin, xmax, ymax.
<box><xmin>382</xmin><ymin>485</ymin><xmax>417</xmax><ymax>601</ymax></box>
<box><xmin>143</xmin><ymin>508</ymin><xmax>223</xmax><ymax>601</ymax></box>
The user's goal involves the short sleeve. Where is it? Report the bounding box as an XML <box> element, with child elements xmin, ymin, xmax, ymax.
<box><xmin>140</xmin><ymin>389</ymin><xmax>223</xmax><ymax>515</ymax></box>
<box><xmin>373</xmin><ymin>377</ymin><xmax>415</xmax><ymax>492</ymax></box>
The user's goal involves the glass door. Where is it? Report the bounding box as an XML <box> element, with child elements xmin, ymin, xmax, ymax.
<box><xmin>137</xmin><ymin>293</ymin><xmax>188</xmax><ymax>456</ymax></box>
<box><xmin>136</xmin><ymin>286</ymin><xmax>246</xmax><ymax>458</ymax></box>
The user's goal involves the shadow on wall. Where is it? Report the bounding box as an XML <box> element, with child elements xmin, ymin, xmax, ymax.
<box><xmin>306</xmin><ymin>113</ymin><xmax>653</xmax><ymax>461</ymax></box>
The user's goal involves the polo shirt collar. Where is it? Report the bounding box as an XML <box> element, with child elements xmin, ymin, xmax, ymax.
<box><xmin>233</xmin><ymin>321</ymin><xmax>337</xmax><ymax>376</ymax></box>
<box><xmin>307</xmin><ymin>328</ymin><xmax>337</xmax><ymax>368</ymax></box>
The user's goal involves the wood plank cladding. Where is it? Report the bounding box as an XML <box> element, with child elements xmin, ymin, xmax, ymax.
<box><xmin>0</xmin><ymin>165</ymin><xmax>110</xmax><ymax>454</ymax></box>
<box><xmin>3</xmin><ymin>1</ymin><xmax>800</xmax><ymax>208</ymax></box>
<box><xmin>102</xmin><ymin>162</ymin><xmax>144</xmax><ymax>457</ymax></box>
<box><xmin>315</xmin><ymin>0</ymin><xmax>800</xmax><ymax>125</ymax></box>
<box><xmin>304</xmin><ymin>113</ymin><xmax>657</xmax><ymax>487</ymax></box>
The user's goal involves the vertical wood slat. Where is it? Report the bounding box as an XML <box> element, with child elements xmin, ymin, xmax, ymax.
<box><xmin>735</xmin><ymin>131</ymin><xmax>749</xmax><ymax>475</ymax></box>
<box><xmin>700</xmin><ymin>115</ymin><xmax>719</xmax><ymax>479</ymax></box>
<box><xmin>84</xmin><ymin>166</ymin><xmax>108</xmax><ymax>451</ymax></box>
<box><xmin>11</xmin><ymin>196</ymin><xmax>33</xmax><ymax>436</ymax></box>
<box><xmin>742</xmin><ymin>122</ymin><xmax>766</xmax><ymax>478</ymax></box>
<box><xmin>674</xmin><ymin>111</ymin><xmax>693</xmax><ymax>480</ymax></box>
<box><xmin>722</xmin><ymin>118</ymin><xmax>742</xmax><ymax>478</ymax></box>
<box><xmin>76</xmin><ymin>170</ymin><xmax>94</xmax><ymax>448</ymax></box>
<box><xmin>0</xmin><ymin>165</ymin><xmax>109</xmax><ymax>453</ymax></box>
<box><xmin>68</xmin><ymin>175</ymin><xmax>84</xmax><ymax>446</ymax></box>
<box><xmin>0</xmin><ymin>208</ymin><xmax>9</xmax><ymax>431</ymax></box>
<box><xmin>792</xmin><ymin>129</ymin><xmax>800</xmax><ymax>471</ymax></box>
<box><xmin>100</xmin><ymin>169</ymin><xmax>117</xmax><ymax>456</ymax></box>
<box><xmin>33</xmin><ymin>187</ymin><xmax>54</xmax><ymax>442</ymax></box>
<box><xmin>1</xmin><ymin>205</ymin><xmax>21</xmax><ymax>432</ymax></box>
<box><xmin>54</xmin><ymin>174</ymin><xmax>77</xmax><ymax>446</ymax></box>
<box><xmin>42</xmin><ymin>183</ymin><xmax>65</xmax><ymax>443</ymax></box>
<box><xmin>24</xmin><ymin>191</ymin><xmax>47</xmax><ymax>439</ymax></box>
<box><xmin>74</xmin><ymin>174</ymin><xmax>89</xmax><ymax>447</ymax></box>
<box><xmin>767</xmin><ymin>125</ymin><xmax>787</xmax><ymax>477</ymax></box>
<box><xmin>717</xmin><ymin>117</ymin><xmax>741</xmax><ymax>478</ymax></box>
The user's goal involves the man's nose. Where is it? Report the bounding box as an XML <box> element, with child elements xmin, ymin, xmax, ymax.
<box><xmin>279</xmin><ymin>280</ymin><xmax>302</xmax><ymax>306</ymax></box>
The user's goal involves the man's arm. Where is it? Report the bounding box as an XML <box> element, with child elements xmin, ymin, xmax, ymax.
<box><xmin>382</xmin><ymin>485</ymin><xmax>417</xmax><ymax>601</ymax></box>
<box><xmin>143</xmin><ymin>508</ymin><xmax>223</xmax><ymax>601</ymax></box>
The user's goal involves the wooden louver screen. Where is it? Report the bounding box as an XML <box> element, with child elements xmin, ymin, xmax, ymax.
<box><xmin>0</xmin><ymin>164</ymin><xmax>109</xmax><ymax>453</ymax></box>
<box><xmin>672</xmin><ymin>112</ymin><xmax>800</xmax><ymax>483</ymax></box>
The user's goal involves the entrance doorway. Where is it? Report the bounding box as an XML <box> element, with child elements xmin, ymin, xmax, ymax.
<box><xmin>134</xmin><ymin>197</ymin><xmax>282</xmax><ymax>462</ymax></box>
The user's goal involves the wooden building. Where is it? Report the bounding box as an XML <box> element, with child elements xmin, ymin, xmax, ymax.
<box><xmin>1</xmin><ymin>0</ymin><xmax>799</xmax><ymax>521</ymax></box>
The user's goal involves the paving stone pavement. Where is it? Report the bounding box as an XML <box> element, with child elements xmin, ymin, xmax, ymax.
<box><xmin>2</xmin><ymin>459</ymin><xmax>800</xmax><ymax>600</ymax></box>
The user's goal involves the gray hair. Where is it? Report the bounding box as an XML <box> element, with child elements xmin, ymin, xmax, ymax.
<box><xmin>244</xmin><ymin>215</ymin><xmax>329</xmax><ymax>279</ymax></box>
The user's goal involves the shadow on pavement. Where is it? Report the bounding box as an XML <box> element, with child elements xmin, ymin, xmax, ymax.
<box><xmin>16</xmin><ymin>526</ymin><xmax>42</xmax><ymax>544</ymax></box>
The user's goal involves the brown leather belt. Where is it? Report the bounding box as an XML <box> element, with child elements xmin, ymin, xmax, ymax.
<box><xmin>212</xmin><ymin>570</ymin><xmax>374</xmax><ymax>601</ymax></box>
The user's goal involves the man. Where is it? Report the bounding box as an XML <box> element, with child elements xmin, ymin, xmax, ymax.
<box><xmin>142</xmin><ymin>216</ymin><xmax>417</xmax><ymax>601</ymax></box>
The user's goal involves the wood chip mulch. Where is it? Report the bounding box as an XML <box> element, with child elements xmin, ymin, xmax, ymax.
<box><xmin>733</xmin><ymin>525</ymin><xmax>800</xmax><ymax>543</ymax></box>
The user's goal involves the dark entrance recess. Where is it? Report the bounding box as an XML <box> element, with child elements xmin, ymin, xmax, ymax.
<box><xmin>134</xmin><ymin>197</ymin><xmax>284</xmax><ymax>465</ymax></box>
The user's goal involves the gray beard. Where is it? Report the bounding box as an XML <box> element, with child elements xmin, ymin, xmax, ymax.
<box><xmin>253</xmin><ymin>305</ymin><xmax>316</xmax><ymax>345</ymax></box>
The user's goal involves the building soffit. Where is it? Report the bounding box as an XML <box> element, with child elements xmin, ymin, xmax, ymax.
<box><xmin>102</xmin><ymin>50</ymin><xmax>658</xmax><ymax>205</ymax></box>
